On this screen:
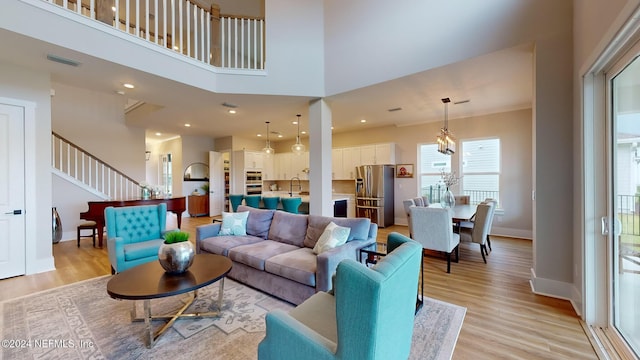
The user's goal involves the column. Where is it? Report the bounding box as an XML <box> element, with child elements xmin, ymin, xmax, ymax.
<box><xmin>308</xmin><ymin>99</ymin><xmax>333</xmax><ymax>216</ymax></box>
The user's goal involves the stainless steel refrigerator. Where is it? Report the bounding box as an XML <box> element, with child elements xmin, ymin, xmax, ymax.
<box><xmin>355</xmin><ymin>165</ymin><xmax>394</xmax><ymax>227</ymax></box>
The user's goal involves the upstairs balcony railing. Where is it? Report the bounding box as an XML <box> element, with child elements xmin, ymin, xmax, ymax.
<box><xmin>43</xmin><ymin>0</ymin><xmax>265</xmax><ymax>70</ymax></box>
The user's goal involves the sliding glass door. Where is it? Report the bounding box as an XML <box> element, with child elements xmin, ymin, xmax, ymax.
<box><xmin>608</xmin><ymin>50</ymin><xmax>640</xmax><ymax>356</ymax></box>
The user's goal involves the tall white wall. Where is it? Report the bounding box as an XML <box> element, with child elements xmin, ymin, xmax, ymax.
<box><xmin>324</xmin><ymin>0</ymin><xmax>554</xmax><ymax>95</ymax></box>
<box><xmin>0</xmin><ymin>61</ymin><xmax>54</xmax><ymax>274</ymax></box>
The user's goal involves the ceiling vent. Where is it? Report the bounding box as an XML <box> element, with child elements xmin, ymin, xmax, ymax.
<box><xmin>46</xmin><ymin>54</ymin><xmax>81</xmax><ymax>67</ymax></box>
<box><xmin>387</xmin><ymin>107</ymin><xmax>402</xmax><ymax>112</ymax></box>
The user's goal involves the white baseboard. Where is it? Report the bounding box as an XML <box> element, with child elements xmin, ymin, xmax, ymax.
<box><xmin>529</xmin><ymin>268</ymin><xmax>582</xmax><ymax>316</ymax></box>
<box><xmin>491</xmin><ymin>226</ymin><xmax>532</xmax><ymax>240</ymax></box>
<box><xmin>26</xmin><ymin>256</ymin><xmax>55</xmax><ymax>275</ymax></box>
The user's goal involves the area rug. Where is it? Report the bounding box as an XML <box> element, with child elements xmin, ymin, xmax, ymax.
<box><xmin>0</xmin><ymin>275</ymin><xmax>465</xmax><ymax>360</ymax></box>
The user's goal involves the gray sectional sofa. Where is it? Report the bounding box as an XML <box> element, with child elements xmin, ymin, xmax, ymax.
<box><xmin>195</xmin><ymin>205</ymin><xmax>378</xmax><ymax>305</ymax></box>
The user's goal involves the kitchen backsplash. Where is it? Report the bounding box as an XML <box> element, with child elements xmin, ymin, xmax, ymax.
<box><xmin>264</xmin><ymin>180</ymin><xmax>355</xmax><ymax>194</ymax></box>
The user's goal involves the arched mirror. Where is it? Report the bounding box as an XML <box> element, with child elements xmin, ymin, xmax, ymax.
<box><xmin>184</xmin><ymin>162</ymin><xmax>209</xmax><ymax>181</ymax></box>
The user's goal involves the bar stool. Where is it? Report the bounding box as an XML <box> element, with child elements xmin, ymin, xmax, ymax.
<box><xmin>281</xmin><ymin>197</ymin><xmax>302</xmax><ymax>214</ymax></box>
<box><xmin>229</xmin><ymin>194</ymin><xmax>244</xmax><ymax>212</ymax></box>
<box><xmin>77</xmin><ymin>221</ymin><xmax>97</xmax><ymax>247</ymax></box>
<box><xmin>244</xmin><ymin>195</ymin><xmax>262</xmax><ymax>208</ymax></box>
<box><xmin>262</xmin><ymin>196</ymin><xmax>280</xmax><ymax>210</ymax></box>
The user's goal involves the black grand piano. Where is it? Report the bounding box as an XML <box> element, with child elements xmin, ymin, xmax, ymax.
<box><xmin>80</xmin><ymin>196</ymin><xmax>186</xmax><ymax>247</ymax></box>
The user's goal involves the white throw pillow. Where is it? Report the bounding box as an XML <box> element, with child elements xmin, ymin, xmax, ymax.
<box><xmin>313</xmin><ymin>222</ymin><xmax>351</xmax><ymax>255</ymax></box>
<box><xmin>218</xmin><ymin>211</ymin><xmax>249</xmax><ymax>236</ymax></box>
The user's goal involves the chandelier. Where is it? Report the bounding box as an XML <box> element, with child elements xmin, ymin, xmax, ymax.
<box><xmin>291</xmin><ymin>114</ymin><xmax>305</xmax><ymax>155</ymax></box>
<box><xmin>436</xmin><ymin>98</ymin><xmax>456</xmax><ymax>155</ymax></box>
<box><xmin>262</xmin><ymin>121</ymin><xmax>275</xmax><ymax>155</ymax></box>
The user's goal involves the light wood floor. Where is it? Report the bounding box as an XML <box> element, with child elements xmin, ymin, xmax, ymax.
<box><xmin>0</xmin><ymin>217</ymin><xmax>598</xmax><ymax>359</ymax></box>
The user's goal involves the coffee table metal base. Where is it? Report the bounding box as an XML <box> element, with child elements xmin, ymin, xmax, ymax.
<box><xmin>130</xmin><ymin>278</ymin><xmax>226</xmax><ymax>348</ymax></box>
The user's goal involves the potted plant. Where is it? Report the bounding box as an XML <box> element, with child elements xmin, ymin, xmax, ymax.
<box><xmin>158</xmin><ymin>231</ymin><xmax>194</xmax><ymax>274</ymax></box>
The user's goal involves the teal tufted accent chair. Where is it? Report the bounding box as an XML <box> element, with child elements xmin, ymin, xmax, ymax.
<box><xmin>258</xmin><ymin>232</ymin><xmax>422</xmax><ymax>360</ymax></box>
<box><xmin>105</xmin><ymin>204</ymin><xmax>168</xmax><ymax>273</ymax></box>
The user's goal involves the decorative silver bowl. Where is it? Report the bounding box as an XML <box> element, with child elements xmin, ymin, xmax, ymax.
<box><xmin>158</xmin><ymin>241</ymin><xmax>195</xmax><ymax>274</ymax></box>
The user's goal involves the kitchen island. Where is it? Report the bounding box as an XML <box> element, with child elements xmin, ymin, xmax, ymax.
<box><xmin>261</xmin><ymin>192</ymin><xmax>349</xmax><ymax>216</ymax></box>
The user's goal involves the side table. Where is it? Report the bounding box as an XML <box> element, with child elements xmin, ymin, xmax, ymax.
<box><xmin>359</xmin><ymin>242</ymin><xmax>424</xmax><ymax>314</ymax></box>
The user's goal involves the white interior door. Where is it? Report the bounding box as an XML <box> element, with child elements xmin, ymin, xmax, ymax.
<box><xmin>209</xmin><ymin>151</ymin><xmax>223</xmax><ymax>216</ymax></box>
<box><xmin>0</xmin><ymin>103</ymin><xmax>26</xmax><ymax>279</ymax></box>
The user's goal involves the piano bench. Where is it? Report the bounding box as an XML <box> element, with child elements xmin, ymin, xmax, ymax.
<box><xmin>77</xmin><ymin>221</ymin><xmax>97</xmax><ymax>248</ymax></box>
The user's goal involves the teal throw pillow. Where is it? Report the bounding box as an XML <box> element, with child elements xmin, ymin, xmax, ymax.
<box><xmin>313</xmin><ymin>221</ymin><xmax>351</xmax><ymax>254</ymax></box>
<box><xmin>218</xmin><ymin>211</ymin><xmax>249</xmax><ymax>236</ymax></box>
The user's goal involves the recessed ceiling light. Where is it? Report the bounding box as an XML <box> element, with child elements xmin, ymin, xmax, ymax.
<box><xmin>360</xmin><ymin>119</ymin><xmax>367</xmax><ymax>123</ymax></box>
<box><xmin>184</xmin><ymin>123</ymin><xmax>191</xmax><ymax>127</ymax></box>
<box><xmin>277</xmin><ymin>134</ymin><xmax>283</xmax><ymax>138</ymax></box>
<box><xmin>173</xmin><ymin>46</ymin><xmax>180</xmax><ymax>51</ymax></box>
<box><xmin>116</xmin><ymin>90</ymin><xmax>125</xmax><ymax>95</ymax></box>
<box><xmin>111</xmin><ymin>6</ymin><xmax>116</xmax><ymax>11</ymax></box>
<box><xmin>292</xmin><ymin>121</ymin><xmax>298</xmax><ymax>125</ymax></box>
<box><xmin>257</xmin><ymin>134</ymin><xmax>263</xmax><ymax>137</ymax></box>
<box><xmin>228</xmin><ymin>109</ymin><xmax>237</xmax><ymax>114</ymax></box>
<box><xmin>301</xmin><ymin>131</ymin><xmax>307</xmax><ymax>135</ymax></box>
<box><xmin>123</xmin><ymin>83</ymin><xmax>135</xmax><ymax>89</ymax></box>
<box><xmin>155</xmin><ymin>132</ymin><xmax>162</xmax><ymax>136</ymax></box>
<box><xmin>331</xmin><ymin>126</ymin><xmax>334</xmax><ymax>130</ymax></box>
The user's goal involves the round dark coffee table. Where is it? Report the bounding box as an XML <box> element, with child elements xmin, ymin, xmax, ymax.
<box><xmin>107</xmin><ymin>254</ymin><xmax>232</xmax><ymax>348</ymax></box>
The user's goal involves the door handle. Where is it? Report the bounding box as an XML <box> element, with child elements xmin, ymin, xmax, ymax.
<box><xmin>601</xmin><ymin>217</ymin><xmax>609</xmax><ymax>236</ymax></box>
<box><xmin>5</xmin><ymin>209</ymin><xmax>22</xmax><ymax>215</ymax></box>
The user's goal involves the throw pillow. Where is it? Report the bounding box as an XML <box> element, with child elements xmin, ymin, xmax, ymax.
<box><xmin>313</xmin><ymin>221</ymin><xmax>350</xmax><ymax>255</ymax></box>
<box><xmin>218</xmin><ymin>211</ymin><xmax>249</xmax><ymax>236</ymax></box>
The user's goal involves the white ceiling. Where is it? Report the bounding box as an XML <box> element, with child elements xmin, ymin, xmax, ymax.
<box><xmin>0</xmin><ymin>26</ymin><xmax>533</xmax><ymax>144</ymax></box>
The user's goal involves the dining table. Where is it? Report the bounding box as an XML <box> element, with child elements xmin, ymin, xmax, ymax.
<box><xmin>431</xmin><ymin>203</ymin><xmax>478</xmax><ymax>223</ymax></box>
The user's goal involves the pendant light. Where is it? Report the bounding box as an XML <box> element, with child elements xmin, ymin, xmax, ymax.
<box><xmin>291</xmin><ymin>114</ymin><xmax>305</xmax><ymax>155</ymax></box>
<box><xmin>436</xmin><ymin>98</ymin><xmax>456</xmax><ymax>155</ymax></box>
<box><xmin>262</xmin><ymin>121</ymin><xmax>275</xmax><ymax>155</ymax></box>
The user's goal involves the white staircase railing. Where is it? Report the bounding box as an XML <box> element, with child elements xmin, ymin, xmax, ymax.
<box><xmin>41</xmin><ymin>0</ymin><xmax>265</xmax><ymax>70</ymax></box>
<box><xmin>52</xmin><ymin>132</ymin><xmax>141</xmax><ymax>200</ymax></box>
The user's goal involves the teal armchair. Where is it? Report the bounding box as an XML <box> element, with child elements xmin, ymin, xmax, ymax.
<box><xmin>105</xmin><ymin>204</ymin><xmax>168</xmax><ymax>273</ymax></box>
<box><xmin>258</xmin><ymin>232</ymin><xmax>422</xmax><ymax>360</ymax></box>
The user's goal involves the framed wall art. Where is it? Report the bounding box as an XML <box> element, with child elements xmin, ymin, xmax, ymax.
<box><xmin>396</xmin><ymin>164</ymin><xmax>413</xmax><ymax>178</ymax></box>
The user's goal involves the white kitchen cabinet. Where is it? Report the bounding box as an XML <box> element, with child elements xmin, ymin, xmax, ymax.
<box><xmin>262</xmin><ymin>154</ymin><xmax>274</xmax><ymax>180</ymax></box>
<box><xmin>274</xmin><ymin>152</ymin><xmax>292</xmax><ymax>180</ymax></box>
<box><xmin>332</xmin><ymin>148</ymin><xmax>343</xmax><ymax>179</ymax></box>
<box><xmin>245</xmin><ymin>151</ymin><xmax>264</xmax><ymax>169</ymax></box>
<box><xmin>358</xmin><ymin>143</ymin><xmax>395</xmax><ymax>165</ymax></box>
<box><xmin>291</xmin><ymin>151</ymin><xmax>309</xmax><ymax>179</ymax></box>
<box><xmin>341</xmin><ymin>147</ymin><xmax>361</xmax><ymax>179</ymax></box>
<box><xmin>374</xmin><ymin>143</ymin><xmax>396</xmax><ymax>164</ymax></box>
<box><xmin>359</xmin><ymin>145</ymin><xmax>376</xmax><ymax>165</ymax></box>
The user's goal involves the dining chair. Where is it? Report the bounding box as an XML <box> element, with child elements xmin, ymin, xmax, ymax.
<box><xmin>459</xmin><ymin>198</ymin><xmax>497</xmax><ymax>252</ymax></box>
<box><xmin>409</xmin><ymin>206</ymin><xmax>460</xmax><ymax>273</ymax></box>
<box><xmin>454</xmin><ymin>195</ymin><xmax>470</xmax><ymax>205</ymax></box>
<box><xmin>459</xmin><ymin>202</ymin><xmax>494</xmax><ymax>263</ymax></box>
<box><xmin>483</xmin><ymin>198</ymin><xmax>498</xmax><ymax>251</ymax></box>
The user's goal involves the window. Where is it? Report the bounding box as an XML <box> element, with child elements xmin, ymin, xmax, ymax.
<box><xmin>418</xmin><ymin>143</ymin><xmax>450</xmax><ymax>202</ymax></box>
<box><xmin>461</xmin><ymin>138</ymin><xmax>500</xmax><ymax>205</ymax></box>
